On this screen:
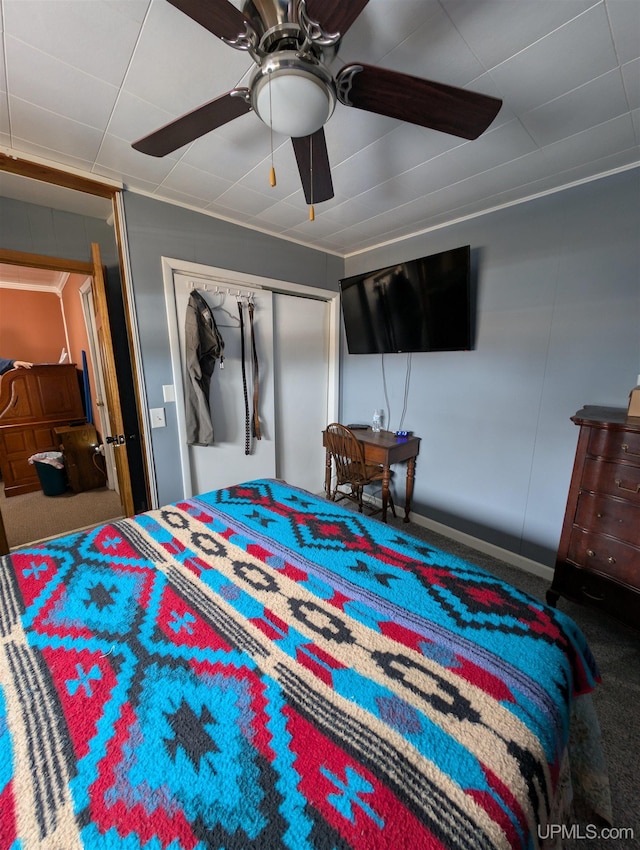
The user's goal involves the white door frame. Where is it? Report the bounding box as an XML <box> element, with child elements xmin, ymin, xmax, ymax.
<box><xmin>161</xmin><ymin>257</ymin><xmax>340</xmax><ymax>498</ymax></box>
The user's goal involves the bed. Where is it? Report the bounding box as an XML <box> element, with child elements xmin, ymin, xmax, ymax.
<box><xmin>0</xmin><ymin>478</ymin><xmax>610</xmax><ymax>849</ymax></box>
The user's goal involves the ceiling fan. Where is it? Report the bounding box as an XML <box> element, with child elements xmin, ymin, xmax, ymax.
<box><xmin>132</xmin><ymin>0</ymin><xmax>502</xmax><ymax>210</ymax></box>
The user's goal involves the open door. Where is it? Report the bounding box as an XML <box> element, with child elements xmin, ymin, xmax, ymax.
<box><xmin>91</xmin><ymin>242</ymin><xmax>135</xmax><ymax>517</ymax></box>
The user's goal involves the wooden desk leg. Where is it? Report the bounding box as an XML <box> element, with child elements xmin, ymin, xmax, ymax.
<box><xmin>324</xmin><ymin>449</ymin><xmax>332</xmax><ymax>499</ymax></box>
<box><xmin>404</xmin><ymin>456</ymin><xmax>417</xmax><ymax>523</ymax></box>
<box><xmin>381</xmin><ymin>465</ymin><xmax>391</xmax><ymax>523</ymax></box>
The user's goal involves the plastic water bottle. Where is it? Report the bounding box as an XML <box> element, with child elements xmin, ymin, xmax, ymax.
<box><xmin>372</xmin><ymin>409</ymin><xmax>383</xmax><ymax>432</ymax></box>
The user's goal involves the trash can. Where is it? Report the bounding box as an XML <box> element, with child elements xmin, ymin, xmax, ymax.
<box><xmin>28</xmin><ymin>451</ymin><xmax>67</xmax><ymax>496</ymax></box>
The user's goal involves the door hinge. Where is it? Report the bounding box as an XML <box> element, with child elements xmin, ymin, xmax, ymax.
<box><xmin>105</xmin><ymin>434</ymin><xmax>126</xmax><ymax>445</ymax></box>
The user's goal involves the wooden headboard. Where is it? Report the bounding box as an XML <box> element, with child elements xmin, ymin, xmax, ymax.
<box><xmin>0</xmin><ymin>364</ymin><xmax>86</xmax><ymax>497</ymax></box>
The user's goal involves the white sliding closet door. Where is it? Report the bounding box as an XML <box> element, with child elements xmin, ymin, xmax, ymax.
<box><xmin>174</xmin><ymin>274</ymin><xmax>276</xmax><ymax>493</ymax></box>
<box><xmin>273</xmin><ymin>293</ymin><xmax>330</xmax><ymax>494</ymax></box>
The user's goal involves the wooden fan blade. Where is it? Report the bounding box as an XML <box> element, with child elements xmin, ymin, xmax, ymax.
<box><xmin>167</xmin><ymin>0</ymin><xmax>254</xmax><ymax>42</ymax></box>
<box><xmin>304</xmin><ymin>0</ymin><xmax>370</xmax><ymax>37</ymax></box>
<box><xmin>336</xmin><ymin>63</ymin><xmax>502</xmax><ymax>140</ymax></box>
<box><xmin>132</xmin><ymin>90</ymin><xmax>251</xmax><ymax>157</ymax></box>
<box><xmin>292</xmin><ymin>130</ymin><xmax>334</xmax><ymax>204</ymax></box>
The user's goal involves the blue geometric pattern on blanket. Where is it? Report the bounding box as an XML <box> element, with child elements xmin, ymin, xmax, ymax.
<box><xmin>0</xmin><ymin>478</ymin><xmax>603</xmax><ymax>850</ymax></box>
<box><xmin>17</xmin><ymin>528</ymin><xmax>316</xmax><ymax>848</ymax></box>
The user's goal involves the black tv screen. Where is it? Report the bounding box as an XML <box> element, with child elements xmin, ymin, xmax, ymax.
<box><xmin>339</xmin><ymin>245</ymin><xmax>471</xmax><ymax>354</ymax></box>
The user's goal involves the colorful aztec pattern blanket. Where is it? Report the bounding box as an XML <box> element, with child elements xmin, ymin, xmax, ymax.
<box><xmin>0</xmin><ymin>478</ymin><xmax>601</xmax><ymax>850</ymax></box>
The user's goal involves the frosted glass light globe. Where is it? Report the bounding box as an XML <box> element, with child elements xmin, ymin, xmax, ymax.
<box><xmin>254</xmin><ymin>69</ymin><xmax>334</xmax><ymax>138</ymax></box>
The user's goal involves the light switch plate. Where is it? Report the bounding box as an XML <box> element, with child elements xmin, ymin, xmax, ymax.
<box><xmin>162</xmin><ymin>384</ymin><xmax>175</xmax><ymax>402</ymax></box>
<box><xmin>150</xmin><ymin>407</ymin><xmax>166</xmax><ymax>428</ymax></box>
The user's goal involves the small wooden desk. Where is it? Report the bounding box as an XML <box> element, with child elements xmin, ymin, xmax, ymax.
<box><xmin>323</xmin><ymin>428</ymin><xmax>421</xmax><ymax>523</ymax></box>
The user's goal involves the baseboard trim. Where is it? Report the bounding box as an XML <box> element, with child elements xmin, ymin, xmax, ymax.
<box><xmin>408</xmin><ymin>510</ymin><xmax>555</xmax><ymax>581</ymax></box>
<box><xmin>318</xmin><ymin>488</ymin><xmax>555</xmax><ymax>582</ymax></box>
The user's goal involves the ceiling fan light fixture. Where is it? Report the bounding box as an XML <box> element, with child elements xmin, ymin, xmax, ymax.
<box><xmin>252</xmin><ymin>54</ymin><xmax>335</xmax><ymax>138</ymax></box>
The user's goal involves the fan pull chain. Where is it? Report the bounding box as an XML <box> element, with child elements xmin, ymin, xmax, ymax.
<box><xmin>309</xmin><ymin>134</ymin><xmax>315</xmax><ymax>221</ymax></box>
<box><xmin>268</xmin><ymin>72</ymin><xmax>276</xmax><ymax>187</ymax></box>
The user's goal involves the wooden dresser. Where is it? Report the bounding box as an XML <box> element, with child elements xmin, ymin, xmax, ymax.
<box><xmin>0</xmin><ymin>364</ymin><xmax>86</xmax><ymax>497</ymax></box>
<box><xmin>547</xmin><ymin>406</ymin><xmax>640</xmax><ymax>631</ymax></box>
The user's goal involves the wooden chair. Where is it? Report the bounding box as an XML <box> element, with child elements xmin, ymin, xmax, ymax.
<box><xmin>324</xmin><ymin>422</ymin><xmax>396</xmax><ymax>517</ymax></box>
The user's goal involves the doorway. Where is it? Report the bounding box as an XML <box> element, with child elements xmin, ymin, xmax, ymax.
<box><xmin>0</xmin><ymin>249</ymin><xmax>130</xmax><ymax>549</ymax></box>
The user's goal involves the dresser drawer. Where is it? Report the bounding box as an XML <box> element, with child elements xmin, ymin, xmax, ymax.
<box><xmin>567</xmin><ymin>527</ymin><xmax>640</xmax><ymax>588</ymax></box>
<box><xmin>588</xmin><ymin>427</ymin><xmax>640</xmax><ymax>465</ymax></box>
<box><xmin>574</xmin><ymin>492</ymin><xmax>640</xmax><ymax>545</ymax></box>
<box><xmin>581</xmin><ymin>457</ymin><xmax>640</xmax><ymax>505</ymax></box>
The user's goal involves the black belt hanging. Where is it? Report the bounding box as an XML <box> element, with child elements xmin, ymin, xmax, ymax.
<box><xmin>238</xmin><ymin>299</ymin><xmax>251</xmax><ymax>455</ymax></box>
<box><xmin>248</xmin><ymin>300</ymin><xmax>261</xmax><ymax>440</ymax></box>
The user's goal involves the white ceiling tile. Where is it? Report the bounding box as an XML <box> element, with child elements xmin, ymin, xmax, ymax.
<box><xmin>252</xmin><ymin>199</ymin><xmax>312</xmax><ymax>229</ymax></box>
<box><xmin>0</xmin><ymin>88</ymin><xmax>8</xmax><ymax>137</ymax></box>
<box><xmin>6</xmin><ymin>37</ymin><xmax>119</xmax><ymax>129</ymax></box>
<box><xmin>159</xmin><ymin>161</ymin><xmax>233</xmax><ymax>200</ymax></box>
<box><xmin>323</xmin><ymin>103</ymin><xmax>398</xmax><ymax>166</ymax></box>
<box><xmin>622</xmin><ymin>58</ymin><xmax>640</xmax><ymax>111</ymax></box>
<box><xmin>121</xmin><ymin>0</ymin><xmax>252</xmax><ymax>115</ymax></box>
<box><xmin>0</xmin><ymin>0</ymin><xmax>639</xmax><ymax>255</ymax></box>
<box><xmin>422</xmin><ymin>119</ymin><xmax>539</xmax><ymax>182</ymax></box>
<box><xmin>96</xmin><ymin>133</ymin><xmax>177</xmax><ymax>184</ymax></box>
<box><xmin>3</xmin><ymin>0</ymin><xmax>148</xmax><ymax>86</ymax></box>
<box><xmin>5</xmin><ymin>134</ymin><xmax>97</xmax><ymax>174</ymax></box>
<box><xmin>93</xmin><ymin>167</ymin><xmax>159</xmax><ymax>195</ymax></box>
<box><xmin>151</xmin><ymin>186</ymin><xmax>214</xmax><ymax>212</ymax></box>
<box><xmin>381</xmin><ymin>4</ymin><xmax>486</xmax><ymax>86</ymax></box>
<box><xmin>338</xmin><ymin>0</ymin><xmax>440</xmax><ymax>66</ymax></box>
<box><xmin>232</xmin><ymin>144</ymin><xmax>308</xmax><ymax>201</ymax></box>
<box><xmin>107</xmin><ymin>91</ymin><xmax>182</xmax><ymax>149</ymax></box>
<box><xmin>486</xmin><ymin>151</ymin><xmax>640</xmax><ymax>205</ymax></box>
<box><xmin>213</xmin><ymin>183</ymin><xmax>282</xmax><ymax>217</ymax></box>
<box><xmin>181</xmin><ymin>117</ymin><xmax>274</xmax><ymax>179</ymax></box>
<box><xmin>0</xmin><ymin>35</ymin><xmax>6</xmax><ymax>92</ymax></box>
<box><xmin>521</xmin><ymin>69</ymin><xmax>630</xmax><ymax>146</ymax></box>
<box><xmin>489</xmin><ymin>4</ymin><xmax>619</xmax><ymax>113</ymax></box>
<box><xmin>541</xmin><ymin>113</ymin><xmax>638</xmax><ymax>172</ymax></box>
<box><xmin>444</xmin><ymin>1</ymin><xmax>598</xmax><ymax>69</ymax></box>
<box><xmin>9</xmin><ymin>97</ymin><xmax>104</xmax><ymax>160</ymax></box>
<box><xmin>606</xmin><ymin>0</ymin><xmax>640</xmax><ymax>64</ymax></box>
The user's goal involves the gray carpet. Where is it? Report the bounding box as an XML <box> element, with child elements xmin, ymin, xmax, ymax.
<box><xmin>381</xmin><ymin>513</ymin><xmax>639</xmax><ymax>849</ymax></box>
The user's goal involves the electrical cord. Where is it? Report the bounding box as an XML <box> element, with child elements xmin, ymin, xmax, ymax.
<box><xmin>381</xmin><ymin>353</ymin><xmax>391</xmax><ymax>430</ymax></box>
<box><xmin>398</xmin><ymin>353</ymin><xmax>412</xmax><ymax>430</ymax></box>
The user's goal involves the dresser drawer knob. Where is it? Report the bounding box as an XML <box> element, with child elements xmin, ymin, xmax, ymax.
<box><xmin>615</xmin><ymin>478</ymin><xmax>640</xmax><ymax>494</ymax></box>
<box><xmin>621</xmin><ymin>443</ymin><xmax>640</xmax><ymax>458</ymax></box>
<box><xmin>607</xmin><ymin>556</ymin><xmax>616</xmax><ymax>565</ymax></box>
<box><xmin>586</xmin><ymin>549</ymin><xmax>596</xmax><ymax>557</ymax></box>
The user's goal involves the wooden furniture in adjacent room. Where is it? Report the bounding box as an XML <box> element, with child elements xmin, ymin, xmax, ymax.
<box><xmin>323</xmin><ymin>426</ymin><xmax>420</xmax><ymax>523</ymax></box>
<box><xmin>54</xmin><ymin>423</ymin><xmax>107</xmax><ymax>493</ymax></box>
<box><xmin>547</xmin><ymin>406</ymin><xmax>640</xmax><ymax>631</ymax></box>
<box><xmin>0</xmin><ymin>364</ymin><xmax>86</xmax><ymax>497</ymax></box>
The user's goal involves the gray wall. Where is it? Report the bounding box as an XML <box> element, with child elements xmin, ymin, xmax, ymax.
<box><xmin>341</xmin><ymin>168</ymin><xmax>640</xmax><ymax>565</ymax></box>
<box><xmin>121</xmin><ymin>192</ymin><xmax>343</xmax><ymax>507</ymax></box>
<box><xmin>3</xmin><ymin>169</ymin><xmax>638</xmax><ymax>568</ymax></box>
<box><xmin>0</xmin><ymin>196</ymin><xmax>119</xmax><ymax>265</ymax></box>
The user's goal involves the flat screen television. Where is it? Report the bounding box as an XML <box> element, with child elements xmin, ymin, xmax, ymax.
<box><xmin>339</xmin><ymin>245</ymin><xmax>471</xmax><ymax>354</ymax></box>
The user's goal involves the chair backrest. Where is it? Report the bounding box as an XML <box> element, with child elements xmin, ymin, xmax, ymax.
<box><xmin>325</xmin><ymin>423</ymin><xmax>368</xmax><ymax>486</ymax></box>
